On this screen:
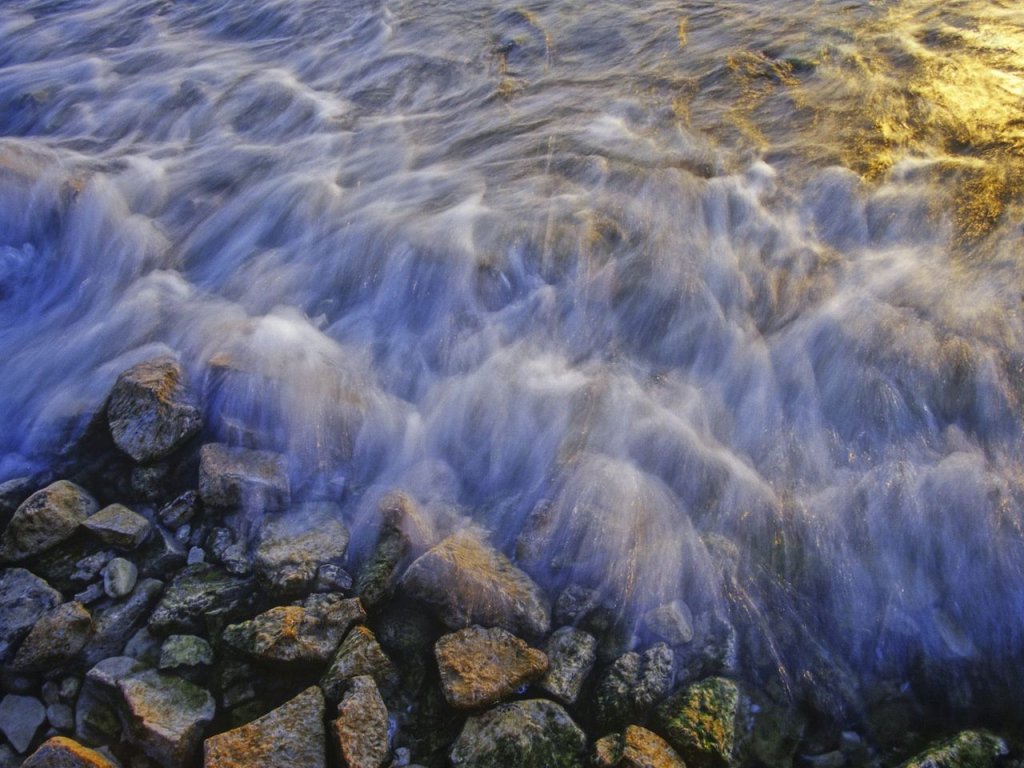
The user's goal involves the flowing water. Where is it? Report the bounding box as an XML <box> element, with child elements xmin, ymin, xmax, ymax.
<box><xmin>3</xmin><ymin>0</ymin><xmax>1024</xmax><ymax>725</ymax></box>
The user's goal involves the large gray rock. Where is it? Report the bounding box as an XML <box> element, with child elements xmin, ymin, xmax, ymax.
<box><xmin>82</xmin><ymin>578</ymin><xmax>163</xmax><ymax>666</ymax></box>
<box><xmin>400</xmin><ymin>530</ymin><xmax>550</xmax><ymax>639</ymax></box>
<box><xmin>148</xmin><ymin>564</ymin><xmax>255</xmax><ymax>635</ymax></box>
<box><xmin>0</xmin><ymin>694</ymin><xmax>46</xmax><ymax>754</ymax></box>
<box><xmin>204</xmin><ymin>686</ymin><xmax>325</xmax><ymax>768</ymax></box>
<box><xmin>22</xmin><ymin>736</ymin><xmax>118</xmax><ymax>767</ymax></box>
<box><xmin>198</xmin><ymin>443</ymin><xmax>289</xmax><ymax>512</ymax></box>
<box><xmin>253</xmin><ymin>503</ymin><xmax>349</xmax><ymax>595</ymax></box>
<box><xmin>540</xmin><ymin>627</ymin><xmax>597</xmax><ymax>705</ymax></box>
<box><xmin>656</xmin><ymin>676</ymin><xmax>740</xmax><ymax>768</ymax></box>
<box><xmin>0</xmin><ymin>568</ymin><xmax>61</xmax><ymax>662</ymax></box>
<box><xmin>223</xmin><ymin>594</ymin><xmax>364</xmax><ymax>665</ymax></box>
<box><xmin>83</xmin><ymin>505</ymin><xmax>152</xmax><ymax>550</ymax></box>
<box><xmin>898</xmin><ymin>730</ymin><xmax>1007</xmax><ymax>768</ymax></box>
<box><xmin>435</xmin><ymin>626</ymin><xmax>548</xmax><ymax>710</ymax></box>
<box><xmin>449</xmin><ymin>699</ymin><xmax>586</xmax><ymax>768</ymax></box>
<box><xmin>0</xmin><ymin>481</ymin><xmax>98</xmax><ymax>562</ymax></box>
<box><xmin>106</xmin><ymin>356</ymin><xmax>202</xmax><ymax>464</ymax></box>
<box><xmin>11</xmin><ymin>602</ymin><xmax>93</xmax><ymax>672</ymax></box>
<box><xmin>321</xmin><ymin>626</ymin><xmax>398</xmax><ymax>703</ymax></box>
<box><xmin>596</xmin><ymin>643</ymin><xmax>675</xmax><ymax>728</ymax></box>
<box><xmin>333</xmin><ymin>676</ymin><xmax>389</xmax><ymax>768</ymax></box>
<box><xmin>115</xmin><ymin>669</ymin><xmax>215</xmax><ymax>767</ymax></box>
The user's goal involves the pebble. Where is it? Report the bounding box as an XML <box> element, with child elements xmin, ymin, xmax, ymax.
<box><xmin>103</xmin><ymin>557</ymin><xmax>139</xmax><ymax>598</ymax></box>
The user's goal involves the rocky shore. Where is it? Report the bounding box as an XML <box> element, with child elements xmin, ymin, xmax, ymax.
<box><xmin>0</xmin><ymin>356</ymin><xmax>1018</xmax><ymax>767</ymax></box>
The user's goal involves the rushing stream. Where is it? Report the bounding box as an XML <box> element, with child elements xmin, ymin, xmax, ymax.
<box><xmin>2</xmin><ymin>0</ymin><xmax>1024</xmax><ymax>725</ymax></box>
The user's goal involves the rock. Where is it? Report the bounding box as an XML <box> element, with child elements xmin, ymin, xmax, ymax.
<box><xmin>124</xmin><ymin>627</ymin><xmax>163</xmax><ymax>666</ymax></box>
<box><xmin>198</xmin><ymin>443</ymin><xmax>289</xmax><ymax>511</ymax></box>
<box><xmin>86</xmin><ymin>656</ymin><xmax>148</xmax><ymax>695</ymax></box>
<box><xmin>321</xmin><ymin>626</ymin><xmax>398</xmax><ymax>703</ymax></box>
<box><xmin>0</xmin><ymin>568</ymin><xmax>61</xmax><ymax>662</ymax></box>
<box><xmin>644</xmin><ymin>601</ymin><xmax>694</xmax><ymax>646</ymax></box>
<box><xmin>187</xmin><ymin>546</ymin><xmax>205</xmax><ymax>565</ymax></box>
<box><xmin>203</xmin><ymin>686</ymin><xmax>325</xmax><ymax>768</ymax></box>
<box><xmin>552</xmin><ymin>585</ymin><xmax>601</xmax><ymax>627</ymax></box>
<box><xmin>83</xmin><ymin>505</ymin><xmax>152</xmax><ymax>549</ymax></box>
<box><xmin>74</xmin><ymin>583</ymin><xmax>105</xmax><ymax>606</ymax></box>
<box><xmin>158</xmin><ymin>635</ymin><xmax>214</xmax><ymax>671</ymax></box>
<box><xmin>592</xmin><ymin>726</ymin><xmax>687</xmax><ymax>768</ymax></box>
<box><xmin>157</xmin><ymin>491</ymin><xmax>201</xmax><ymax>529</ymax></box>
<box><xmin>46</xmin><ymin>702</ymin><xmax>75</xmax><ymax>731</ymax></box>
<box><xmin>72</xmin><ymin>551</ymin><xmax>115</xmax><ymax>585</ymax></box>
<box><xmin>148</xmin><ymin>564</ymin><xmax>256</xmax><ymax>635</ymax></box>
<box><xmin>115</xmin><ymin>669</ymin><xmax>215</xmax><ymax>767</ymax></box>
<box><xmin>223</xmin><ymin>594</ymin><xmax>364</xmax><ymax>665</ymax></box>
<box><xmin>635</xmin><ymin>643</ymin><xmax>674</xmax><ymax>711</ymax></box>
<box><xmin>0</xmin><ymin>694</ymin><xmax>46</xmax><ymax>753</ymax></box>
<box><xmin>898</xmin><ymin>730</ymin><xmax>1007</xmax><ymax>768</ymax></box>
<box><xmin>333</xmin><ymin>676</ymin><xmax>389</xmax><ymax>768</ymax></box>
<box><xmin>11</xmin><ymin>602</ymin><xmax>93</xmax><ymax>672</ymax></box>
<box><xmin>130</xmin><ymin>463</ymin><xmax>172</xmax><ymax>503</ymax></box>
<box><xmin>206</xmin><ymin>528</ymin><xmax>250</xmax><ymax>576</ymax></box>
<box><xmin>0</xmin><ymin>481</ymin><xmax>98</xmax><ymax>561</ymax></box>
<box><xmin>253</xmin><ymin>502</ymin><xmax>349</xmax><ymax>595</ymax></box>
<box><xmin>354</xmin><ymin>492</ymin><xmax>416</xmax><ymax>608</ymax></box>
<box><xmin>449</xmin><ymin>699</ymin><xmax>586</xmax><ymax>768</ymax></box>
<box><xmin>134</xmin><ymin>526</ymin><xmax>187</xmax><ymax>580</ymax></box>
<box><xmin>315</xmin><ymin>564</ymin><xmax>353</xmax><ymax>592</ymax></box>
<box><xmin>540</xmin><ymin>627</ymin><xmax>597</xmax><ymax>705</ymax></box>
<box><xmin>657</xmin><ymin>677</ymin><xmax>740</xmax><ymax>768</ymax></box>
<box><xmin>22</xmin><ymin>736</ymin><xmax>118</xmax><ymax>767</ymax></box>
<box><xmin>400</xmin><ymin>530</ymin><xmax>550</xmax><ymax>639</ymax></box>
<box><xmin>435</xmin><ymin>626</ymin><xmax>548</xmax><ymax>710</ymax></box>
<box><xmin>82</xmin><ymin>578</ymin><xmax>163</xmax><ymax>666</ymax></box>
<box><xmin>106</xmin><ymin>356</ymin><xmax>202</xmax><ymax>464</ymax></box>
<box><xmin>74</xmin><ymin>686</ymin><xmax>122</xmax><ymax>746</ymax></box>
<box><xmin>103</xmin><ymin>557</ymin><xmax>138</xmax><ymax>598</ymax></box>
<box><xmin>596</xmin><ymin>644</ymin><xmax>674</xmax><ymax>728</ymax></box>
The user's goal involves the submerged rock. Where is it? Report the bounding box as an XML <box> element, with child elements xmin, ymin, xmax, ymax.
<box><xmin>449</xmin><ymin>699</ymin><xmax>586</xmax><ymax>768</ymax></box>
<box><xmin>898</xmin><ymin>730</ymin><xmax>1007</xmax><ymax>768</ymax></box>
<box><xmin>400</xmin><ymin>530</ymin><xmax>551</xmax><ymax>639</ymax></box>
<box><xmin>0</xmin><ymin>568</ymin><xmax>62</xmax><ymax>662</ymax></box>
<box><xmin>435</xmin><ymin>626</ymin><xmax>548</xmax><ymax>709</ymax></box>
<box><xmin>540</xmin><ymin>627</ymin><xmax>597</xmax><ymax>705</ymax></box>
<box><xmin>253</xmin><ymin>502</ymin><xmax>349</xmax><ymax>595</ymax></box>
<box><xmin>321</xmin><ymin>625</ymin><xmax>398</xmax><ymax>702</ymax></box>
<box><xmin>354</xmin><ymin>492</ymin><xmax>416</xmax><ymax>608</ymax></box>
<box><xmin>593</xmin><ymin>725</ymin><xmax>687</xmax><ymax>768</ymax></box>
<box><xmin>0</xmin><ymin>694</ymin><xmax>46</xmax><ymax>754</ymax></box>
<box><xmin>148</xmin><ymin>564</ymin><xmax>256</xmax><ymax>635</ymax></box>
<box><xmin>106</xmin><ymin>356</ymin><xmax>202</xmax><ymax>464</ymax></box>
<box><xmin>204</xmin><ymin>686</ymin><xmax>325</xmax><ymax>768</ymax></box>
<box><xmin>656</xmin><ymin>676</ymin><xmax>740</xmax><ymax>768</ymax></box>
<box><xmin>222</xmin><ymin>594</ymin><xmax>364</xmax><ymax>665</ymax></box>
<box><xmin>22</xmin><ymin>736</ymin><xmax>118</xmax><ymax>767</ymax></box>
<box><xmin>198</xmin><ymin>443</ymin><xmax>289</xmax><ymax>511</ymax></box>
<box><xmin>596</xmin><ymin>644</ymin><xmax>674</xmax><ymax>728</ymax></box>
<box><xmin>83</xmin><ymin>504</ymin><xmax>152</xmax><ymax>549</ymax></box>
<box><xmin>0</xmin><ymin>481</ymin><xmax>98</xmax><ymax>562</ymax></box>
<box><xmin>158</xmin><ymin>491</ymin><xmax>201</xmax><ymax>529</ymax></box>
<box><xmin>333</xmin><ymin>676</ymin><xmax>390</xmax><ymax>768</ymax></box>
<box><xmin>11</xmin><ymin>601</ymin><xmax>93</xmax><ymax>672</ymax></box>
<box><xmin>644</xmin><ymin>600</ymin><xmax>695</xmax><ymax>646</ymax></box>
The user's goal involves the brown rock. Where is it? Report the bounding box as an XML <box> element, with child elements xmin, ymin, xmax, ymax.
<box><xmin>83</xmin><ymin>504</ymin><xmax>152</xmax><ymax>549</ymax></box>
<box><xmin>333</xmin><ymin>676</ymin><xmax>389</xmax><ymax>768</ymax></box>
<box><xmin>22</xmin><ymin>736</ymin><xmax>118</xmax><ymax>767</ymax></box>
<box><xmin>435</xmin><ymin>626</ymin><xmax>548</xmax><ymax>709</ymax></box>
<box><xmin>117</xmin><ymin>669</ymin><xmax>215</xmax><ymax>767</ymax></box>
<box><xmin>321</xmin><ymin>626</ymin><xmax>398</xmax><ymax>703</ymax></box>
<box><xmin>0</xmin><ymin>481</ymin><xmax>98</xmax><ymax>561</ymax></box>
<box><xmin>593</xmin><ymin>726</ymin><xmax>688</xmax><ymax>768</ymax></box>
<box><xmin>12</xmin><ymin>602</ymin><xmax>93</xmax><ymax>672</ymax></box>
<box><xmin>204</xmin><ymin>686</ymin><xmax>325</xmax><ymax>768</ymax></box>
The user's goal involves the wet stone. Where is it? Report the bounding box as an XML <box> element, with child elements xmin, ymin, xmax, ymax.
<box><xmin>593</xmin><ymin>726</ymin><xmax>688</xmax><ymax>768</ymax></box>
<box><xmin>354</xmin><ymin>492</ymin><xmax>415</xmax><ymax>608</ymax></box>
<box><xmin>103</xmin><ymin>557</ymin><xmax>138</xmax><ymax>598</ymax></box>
<box><xmin>435</xmin><ymin>625</ymin><xmax>548</xmax><ymax>710</ymax></box>
<box><xmin>594</xmin><ymin>644</ymin><xmax>674</xmax><ymax>730</ymax></box>
<box><xmin>203</xmin><ymin>686</ymin><xmax>325</xmax><ymax>768</ymax></box>
<box><xmin>449</xmin><ymin>699</ymin><xmax>586</xmax><ymax>768</ymax></box>
<box><xmin>898</xmin><ymin>730</ymin><xmax>1007</xmax><ymax>768</ymax></box>
<box><xmin>83</xmin><ymin>505</ymin><xmax>152</xmax><ymax>550</ymax></box>
<box><xmin>644</xmin><ymin>600</ymin><xmax>695</xmax><ymax>646</ymax></box>
<box><xmin>106</xmin><ymin>356</ymin><xmax>202</xmax><ymax>464</ymax></box>
<box><xmin>11</xmin><ymin>601</ymin><xmax>93</xmax><ymax>673</ymax></box>
<box><xmin>553</xmin><ymin>585</ymin><xmax>602</xmax><ymax>626</ymax></box>
<box><xmin>158</xmin><ymin>491</ymin><xmax>200</xmax><ymax>529</ymax></box>
<box><xmin>46</xmin><ymin>702</ymin><xmax>75</xmax><ymax>731</ymax></box>
<box><xmin>82</xmin><ymin>578</ymin><xmax>163</xmax><ymax>667</ymax></box>
<box><xmin>158</xmin><ymin>635</ymin><xmax>214</xmax><ymax>671</ymax></box>
<box><xmin>540</xmin><ymin>627</ymin><xmax>597</xmax><ymax>705</ymax></box>
<box><xmin>0</xmin><ymin>694</ymin><xmax>46</xmax><ymax>754</ymax></box>
<box><xmin>400</xmin><ymin>529</ymin><xmax>551</xmax><ymax>639</ymax></box>
<box><xmin>148</xmin><ymin>564</ymin><xmax>256</xmax><ymax>635</ymax></box>
<box><xmin>22</xmin><ymin>735</ymin><xmax>119</xmax><ymax>767</ymax></box>
<box><xmin>315</xmin><ymin>563</ymin><xmax>353</xmax><ymax>592</ymax></box>
<box><xmin>0</xmin><ymin>568</ymin><xmax>62</xmax><ymax>663</ymax></box>
<box><xmin>253</xmin><ymin>502</ymin><xmax>349</xmax><ymax>596</ymax></box>
<box><xmin>333</xmin><ymin>676</ymin><xmax>390</xmax><ymax>768</ymax></box>
<box><xmin>198</xmin><ymin>443</ymin><xmax>289</xmax><ymax>512</ymax></box>
<box><xmin>321</xmin><ymin>625</ymin><xmax>398</xmax><ymax>703</ymax></box>
<box><xmin>0</xmin><ymin>481</ymin><xmax>98</xmax><ymax>562</ymax></box>
<box><xmin>635</xmin><ymin>643</ymin><xmax>675</xmax><ymax>711</ymax></box>
<box><xmin>656</xmin><ymin>676</ymin><xmax>740</xmax><ymax>768</ymax></box>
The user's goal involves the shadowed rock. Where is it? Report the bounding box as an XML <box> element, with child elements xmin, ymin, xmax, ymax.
<box><xmin>435</xmin><ymin>626</ymin><xmax>548</xmax><ymax>710</ymax></box>
<box><xmin>82</xmin><ymin>578</ymin><xmax>163</xmax><ymax>666</ymax></box>
<box><xmin>107</xmin><ymin>356</ymin><xmax>202</xmax><ymax>464</ymax></box>
<box><xmin>149</xmin><ymin>564</ymin><xmax>256</xmax><ymax>635</ymax></box>
<box><xmin>83</xmin><ymin>505</ymin><xmax>152</xmax><ymax>549</ymax></box>
<box><xmin>0</xmin><ymin>568</ymin><xmax>61</xmax><ymax>663</ymax></box>
<box><xmin>450</xmin><ymin>699</ymin><xmax>586</xmax><ymax>768</ymax></box>
<box><xmin>253</xmin><ymin>503</ymin><xmax>349</xmax><ymax>596</ymax></box>
<box><xmin>22</xmin><ymin>736</ymin><xmax>118</xmax><ymax>767</ymax></box>
<box><xmin>540</xmin><ymin>627</ymin><xmax>597</xmax><ymax>705</ymax></box>
<box><xmin>321</xmin><ymin>626</ymin><xmax>398</xmax><ymax>703</ymax></box>
<box><xmin>898</xmin><ymin>730</ymin><xmax>1007</xmax><ymax>768</ymax></box>
<box><xmin>401</xmin><ymin>530</ymin><xmax>550</xmax><ymax>639</ymax></box>
<box><xmin>11</xmin><ymin>601</ymin><xmax>92</xmax><ymax>672</ymax></box>
<box><xmin>333</xmin><ymin>676</ymin><xmax>390</xmax><ymax>768</ymax></box>
<box><xmin>204</xmin><ymin>686</ymin><xmax>325</xmax><ymax>768</ymax></box>
<box><xmin>198</xmin><ymin>443</ymin><xmax>289</xmax><ymax>512</ymax></box>
<box><xmin>0</xmin><ymin>481</ymin><xmax>98</xmax><ymax>562</ymax></box>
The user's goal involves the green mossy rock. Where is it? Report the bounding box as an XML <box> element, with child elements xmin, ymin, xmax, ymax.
<box><xmin>449</xmin><ymin>699</ymin><xmax>586</xmax><ymax>768</ymax></box>
<box><xmin>656</xmin><ymin>676</ymin><xmax>740</xmax><ymax>768</ymax></box>
<box><xmin>898</xmin><ymin>730</ymin><xmax>1007</xmax><ymax>768</ymax></box>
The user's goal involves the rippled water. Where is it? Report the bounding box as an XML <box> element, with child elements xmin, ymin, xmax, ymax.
<box><xmin>2</xmin><ymin>0</ymin><xmax>1024</xmax><ymax>724</ymax></box>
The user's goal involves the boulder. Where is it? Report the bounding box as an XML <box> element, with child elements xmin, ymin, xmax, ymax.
<box><xmin>148</xmin><ymin>564</ymin><xmax>256</xmax><ymax>635</ymax></box>
<box><xmin>540</xmin><ymin>627</ymin><xmax>597</xmax><ymax>705</ymax></box>
<box><xmin>898</xmin><ymin>730</ymin><xmax>1007</xmax><ymax>768</ymax></box>
<box><xmin>0</xmin><ymin>481</ymin><xmax>98</xmax><ymax>561</ymax></box>
<box><xmin>106</xmin><ymin>356</ymin><xmax>202</xmax><ymax>463</ymax></box>
<box><xmin>0</xmin><ymin>568</ymin><xmax>62</xmax><ymax>662</ymax></box>
<box><xmin>435</xmin><ymin>626</ymin><xmax>548</xmax><ymax>709</ymax></box>
<box><xmin>83</xmin><ymin>505</ymin><xmax>152</xmax><ymax>549</ymax></box>
<box><xmin>223</xmin><ymin>594</ymin><xmax>364</xmax><ymax>665</ymax></box>
<box><xmin>321</xmin><ymin>626</ymin><xmax>398</xmax><ymax>703</ymax></box>
<box><xmin>203</xmin><ymin>686</ymin><xmax>325</xmax><ymax>768</ymax></box>
<box><xmin>400</xmin><ymin>530</ymin><xmax>550</xmax><ymax>639</ymax></box>
<box><xmin>449</xmin><ymin>699</ymin><xmax>586</xmax><ymax>768</ymax></box>
<box><xmin>253</xmin><ymin>503</ymin><xmax>349</xmax><ymax>595</ymax></box>
<box><xmin>198</xmin><ymin>444</ymin><xmax>289</xmax><ymax>511</ymax></box>
<box><xmin>596</xmin><ymin>644</ymin><xmax>675</xmax><ymax>728</ymax></box>
<box><xmin>593</xmin><ymin>725</ymin><xmax>687</xmax><ymax>768</ymax></box>
<box><xmin>0</xmin><ymin>694</ymin><xmax>45</xmax><ymax>754</ymax></box>
<box><xmin>102</xmin><ymin>557</ymin><xmax>138</xmax><ymax>598</ymax></box>
<box><xmin>333</xmin><ymin>676</ymin><xmax>390</xmax><ymax>768</ymax></box>
<box><xmin>22</xmin><ymin>736</ymin><xmax>118</xmax><ymax>767</ymax></box>
<box><xmin>11</xmin><ymin>601</ymin><xmax>93</xmax><ymax>672</ymax></box>
<box><xmin>656</xmin><ymin>676</ymin><xmax>740</xmax><ymax>768</ymax></box>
